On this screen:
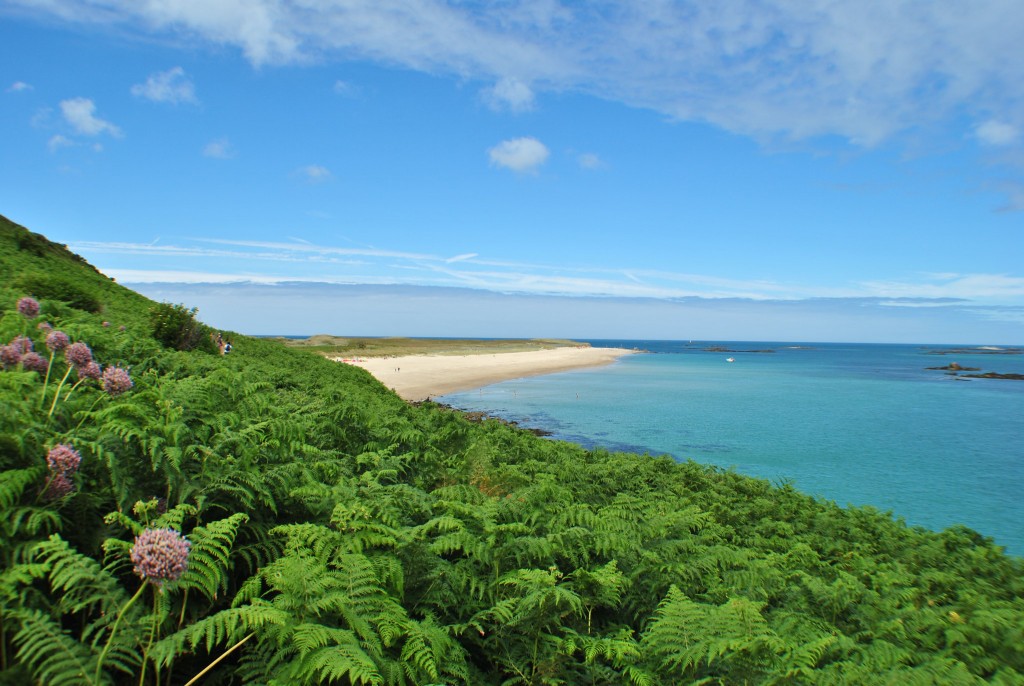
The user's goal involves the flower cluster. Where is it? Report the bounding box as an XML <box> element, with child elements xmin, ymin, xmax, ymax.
<box><xmin>130</xmin><ymin>528</ymin><xmax>191</xmax><ymax>583</ymax></box>
<box><xmin>0</xmin><ymin>344</ymin><xmax>21</xmax><ymax>369</ymax></box>
<box><xmin>21</xmin><ymin>352</ymin><xmax>49</xmax><ymax>374</ymax></box>
<box><xmin>1</xmin><ymin>336</ymin><xmax>37</xmax><ymax>369</ymax></box>
<box><xmin>43</xmin><ymin>474</ymin><xmax>74</xmax><ymax>500</ymax></box>
<box><xmin>65</xmin><ymin>341</ymin><xmax>93</xmax><ymax>367</ymax></box>
<box><xmin>102</xmin><ymin>366</ymin><xmax>133</xmax><ymax>396</ymax></box>
<box><xmin>43</xmin><ymin>443</ymin><xmax>82</xmax><ymax>501</ymax></box>
<box><xmin>45</xmin><ymin>330</ymin><xmax>70</xmax><ymax>352</ymax></box>
<box><xmin>1</xmin><ymin>297</ymin><xmax>135</xmax><ymax>402</ymax></box>
<box><xmin>10</xmin><ymin>336</ymin><xmax>33</xmax><ymax>353</ymax></box>
<box><xmin>78</xmin><ymin>361</ymin><xmax>102</xmax><ymax>381</ymax></box>
<box><xmin>17</xmin><ymin>296</ymin><xmax>39</xmax><ymax>318</ymax></box>
<box><xmin>47</xmin><ymin>443</ymin><xmax>82</xmax><ymax>474</ymax></box>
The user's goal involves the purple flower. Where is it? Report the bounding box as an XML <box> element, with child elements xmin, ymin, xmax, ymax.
<box><xmin>45</xmin><ymin>330</ymin><xmax>70</xmax><ymax>352</ymax></box>
<box><xmin>46</xmin><ymin>443</ymin><xmax>82</xmax><ymax>475</ymax></box>
<box><xmin>0</xmin><ymin>345</ymin><xmax>22</xmax><ymax>368</ymax></box>
<box><xmin>43</xmin><ymin>473</ymin><xmax>74</xmax><ymax>500</ymax></box>
<box><xmin>37</xmin><ymin>321</ymin><xmax>53</xmax><ymax>333</ymax></box>
<box><xmin>131</xmin><ymin>528</ymin><xmax>191</xmax><ymax>583</ymax></box>
<box><xmin>65</xmin><ymin>341</ymin><xmax>92</xmax><ymax>367</ymax></box>
<box><xmin>21</xmin><ymin>351</ymin><xmax>49</xmax><ymax>374</ymax></box>
<box><xmin>77</xmin><ymin>361</ymin><xmax>102</xmax><ymax>381</ymax></box>
<box><xmin>102</xmin><ymin>321</ymin><xmax>110</xmax><ymax>327</ymax></box>
<box><xmin>10</xmin><ymin>336</ymin><xmax>33</xmax><ymax>354</ymax></box>
<box><xmin>17</xmin><ymin>297</ymin><xmax>40</xmax><ymax>318</ymax></box>
<box><xmin>118</xmin><ymin>325</ymin><xmax>126</xmax><ymax>332</ymax></box>
<box><xmin>102</xmin><ymin>366</ymin><xmax>133</xmax><ymax>396</ymax></box>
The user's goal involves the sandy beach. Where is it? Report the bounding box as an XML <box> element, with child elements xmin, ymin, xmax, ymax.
<box><xmin>339</xmin><ymin>346</ymin><xmax>638</xmax><ymax>401</ymax></box>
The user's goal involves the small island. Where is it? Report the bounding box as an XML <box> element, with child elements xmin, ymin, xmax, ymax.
<box><xmin>925</xmin><ymin>361</ymin><xmax>1024</xmax><ymax>381</ymax></box>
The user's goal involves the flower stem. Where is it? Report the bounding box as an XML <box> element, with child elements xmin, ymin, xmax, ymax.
<box><xmin>139</xmin><ymin>590</ymin><xmax>160</xmax><ymax>686</ymax></box>
<box><xmin>38</xmin><ymin>351</ymin><xmax>55</xmax><ymax>409</ymax></box>
<box><xmin>183</xmin><ymin>632</ymin><xmax>254</xmax><ymax>686</ymax></box>
<box><xmin>95</xmin><ymin>582</ymin><xmax>147</xmax><ymax>683</ymax></box>
<box><xmin>47</xmin><ymin>365</ymin><xmax>74</xmax><ymax>418</ymax></box>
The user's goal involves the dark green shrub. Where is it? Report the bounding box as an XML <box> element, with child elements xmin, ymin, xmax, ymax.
<box><xmin>149</xmin><ymin>302</ymin><xmax>217</xmax><ymax>352</ymax></box>
<box><xmin>15</xmin><ymin>273</ymin><xmax>102</xmax><ymax>313</ymax></box>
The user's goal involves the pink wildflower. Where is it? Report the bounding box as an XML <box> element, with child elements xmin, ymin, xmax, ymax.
<box><xmin>43</xmin><ymin>473</ymin><xmax>74</xmax><ymax>500</ymax></box>
<box><xmin>65</xmin><ymin>341</ymin><xmax>92</xmax><ymax>367</ymax></box>
<box><xmin>10</xmin><ymin>336</ymin><xmax>33</xmax><ymax>354</ymax></box>
<box><xmin>77</xmin><ymin>361</ymin><xmax>102</xmax><ymax>381</ymax></box>
<box><xmin>37</xmin><ymin>321</ymin><xmax>53</xmax><ymax>332</ymax></box>
<box><xmin>102</xmin><ymin>321</ymin><xmax>110</xmax><ymax>327</ymax></box>
<box><xmin>46</xmin><ymin>444</ymin><xmax>82</xmax><ymax>475</ymax></box>
<box><xmin>17</xmin><ymin>297</ymin><xmax>40</xmax><ymax>318</ymax></box>
<box><xmin>21</xmin><ymin>352</ymin><xmax>48</xmax><ymax>374</ymax></box>
<box><xmin>45</xmin><ymin>330</ymin><xmax>70</xmax><ymax>352</ymax></box>
<box><xmin>0</xmin><ymin>345</ymin><xmax>22</xmax><ymax>368</ymax></box>
<box><xmin>102</xmin><ymin>366</ymin><xmax>133</xmax><ymax>395</ymax></box>
<box><xmin>131</xmin><ymin>528</ymin><xmax>191</xmax><ymax>583</ymax></box>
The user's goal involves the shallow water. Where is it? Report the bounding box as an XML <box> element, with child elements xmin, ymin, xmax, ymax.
<box><xmin>440</xmin><ymin>341</ymin><xmax>1024</xmax><ymax>555</ymax></box>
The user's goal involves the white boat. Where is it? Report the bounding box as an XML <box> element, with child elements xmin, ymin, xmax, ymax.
<box><xmin>726</xmin><ymin>357</ymin><xmax>735</xmax><ymax>362</ymax></box>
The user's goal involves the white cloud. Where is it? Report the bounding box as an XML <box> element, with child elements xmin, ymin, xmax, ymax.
<box><xmin>333</xmin><ymin>79</ymin><xmax>354</xmax><ymax>95</ymax></box>
<box><xmin>69</xmin><ymin>234</ymin><xmax>1024</xmax><ymax>308</ymax></box>
<box><xmin>59</xmin><ymin>97</ymin><xmax>122</xmax><ymax>137</ymax></box>
<box><xmin>861</xmin><ymin>273</ymin><xmax>1024</xmax><ymax>301</ymax></box>
<box><xmin>483</xmin><ymin>76</ymin><xmax>535</xmax><ymax>112</ymax></box>
<box><xmin>975</xmin><ymin>120</ymin><xmax>1020</xmax><ymax>147</ymax></box>
<box><xmin>488</xmin><ymin>136</ymin><xmax>549</xmax><ymax>173</ymax></box>
<box><xmin>7</xmin><ymin>81</ymin><xmax>32</xmax><ymax>92</ymax></box>
<box><xmin>297</xmin><ymin>165</ymin><xmax>332</xmax><ymax>182</ymax></box>
<box><xmin>16</xmin><ymin>1</ymin><xmax>1024</xmax><ymax>152</ymax></box>
<box><xmin>203</xmin><ymin>137</ymin><xmax>234</xmax><ymax>158</ymax></box>
<box><xmin>131</xmin><ymin>66</ymin><xmax>198</xmax><ymax>104</ymax></box>
<box><xmin>47</xmin><ymin>134</ymin><xmax>74</xmax><ymax>152</ymax></box>
<box><xmin>578</xmin><ymin>152</ymin><xmax>606</xmax><ymax>170</ymax></box>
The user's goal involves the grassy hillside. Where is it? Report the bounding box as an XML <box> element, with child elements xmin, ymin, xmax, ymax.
<box><xmin>1</xmin><ymin>212</ymin><xmax>1022</xmax><ymax>685</ymax></box>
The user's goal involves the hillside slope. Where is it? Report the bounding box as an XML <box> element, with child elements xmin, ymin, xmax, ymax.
<box><xmin>1</xmin><ymin>212</ymin><xmax>1022</xmax><ymax>685</ymax></box>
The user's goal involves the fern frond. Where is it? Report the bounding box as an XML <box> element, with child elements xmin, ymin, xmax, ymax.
<box><xmin>0</xmin><ymin>466</ymin><xmax>44</xmax><ymax>509</ymax></box>
<box><xmin>178</xmin><ymin>512</ymin><xmax>249</xmax><ymax>602</ymax></box>
<box><xmin>12</xmin><ymin>608</ymin><xmax>99</xmax><ymax>686</ymax></box>
<box><xmin>33</xmin><ymin>533</ymin><xmax>129</xmax><ymax>616</ymax></box>
<box><xmin>297</xmin><ymin>643</ymin><xmax>383</xmax><ymax>686</ymax></box>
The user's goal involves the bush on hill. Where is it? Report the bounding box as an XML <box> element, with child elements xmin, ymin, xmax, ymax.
<box><xmin>0</xmin><ymin>211</ymin><xmax>1022</xmax><ymax>685</ymax></box>
<box><xmin>15</xmin><ymin>272</ymin><xmax>104</xmax><ymax>313</ymax></box>
<box><xmin>149</xmin><ymin>301</ymin><xmax>218</xmax><ymax>353</ymax></box>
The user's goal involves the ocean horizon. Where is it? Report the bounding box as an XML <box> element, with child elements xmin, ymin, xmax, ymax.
<box><xmin>439</xmin><ymin>340</ymin><xmax>1024</xmax><ymax>556</ymax></box>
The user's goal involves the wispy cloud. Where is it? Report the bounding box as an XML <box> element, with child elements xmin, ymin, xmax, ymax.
<box><xmin>975</xmin><ymin>120</ymin><xmax>1020</xmax><ymax>147</ymax></box>
<box><xmin>15</xmin><ymin>2</ymin><xmax>1023</xmax><ymax>148</ymax></box>
<box><xmin>47</xmin><ymin>134</ymin><xmax>74</xmax><ymax>152</ymax></box>
<box><xmin>68</xmin><ymin>235</ymin><xmax>1023</xmax><ymax>307</ymax></box>
<box><xmin>131</xmin><ymin>66</ymin><xmax>198</xmax><ymax>104</ymax></box>
<box><xmin>861</xmin><ymin>273</ymin><xmax>1024</xmax><ymax>301</ymax></box>
<box><xmin>203</xmin><ymin>137</ymin><xmax>234</xmax><ymax>159</ymax></box>
<box><xmin>578</xmin><ymin>152</ymin><xmax>606</xmax><ymax>170</ymax></box>
<box><xmin>59</xmin><ymin>97</ymin><xmax>122</xmax><ymax>137</ymax></box>
<box><xmin>6</xmin><ymin>81</ymin><xmax>32</xmax><ymax>93</ymax></box>
<box><xmin>482</xmin><ymin>76</ymin><xmax>535</xmax><ymax>112</ymax></box>
<box><xmin>296</xmin><ymin>165</ymin><xmax>332</xmax><ymax>182</ymax></box>
<box><xmin>488</xmin><ymin>136</ymin><xmax>549</xmax><ymax>173</ymax></box>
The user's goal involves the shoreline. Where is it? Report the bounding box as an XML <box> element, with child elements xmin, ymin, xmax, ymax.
<box><xmin>339</xmin><ymin>346</ymin><xmax>639</xmax><ymax>401</ymax></box>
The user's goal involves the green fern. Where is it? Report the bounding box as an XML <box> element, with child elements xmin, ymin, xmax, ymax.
<box><xmin>177</xmin><ymin>511</ymin><xmax>249</xmax><ymax>602</ymax></box>
<box><xmin>12</xmin><ymin>608</ymin><xmax>101</xmax><ymax>686</ymax></box>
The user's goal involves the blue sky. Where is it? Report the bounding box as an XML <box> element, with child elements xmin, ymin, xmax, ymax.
<box><xmin>1</xmin><ymin>1</ymin><xmax>1022</xmax><ymax>343</ymax></box>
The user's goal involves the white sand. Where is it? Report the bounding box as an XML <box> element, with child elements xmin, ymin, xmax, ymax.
<box><xmin>338</xmin><ymin>346</ymin><xmax>638</xmax><ymax>401</ymax></box>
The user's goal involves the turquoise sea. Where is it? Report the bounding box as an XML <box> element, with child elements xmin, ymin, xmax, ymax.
<box><xmin>439</xmin><ymin>341</ymin><xmax>1024</xmax><ymax>556</ymax></box>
